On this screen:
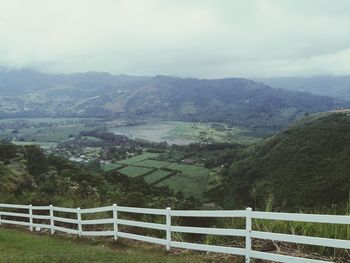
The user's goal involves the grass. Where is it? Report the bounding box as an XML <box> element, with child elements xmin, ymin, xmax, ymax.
<box><xmin>157</xmin><ymin>164</ymin><xmax>212</xmax><ymax>199</ymax></box>
<box><xmin>0</xmin><ymin>227</ymin><xmax>239</xmax><ymax>263</ymax></box>
<box><xmin>119</xmin><ymin>166</ymin><xmax>154</xmax><ymax>177</ymax></box>
<box><xmin>18</xmin><ymin>126</ymin><xmax>88</xmax><ymax>142</ymax></box>
<box><xmin>0</xmin><ymin>118</ymin><xmax>102</xmax><ymax>143</ymax></box>
<box><xmin>12</xmin><ymin>141</ymin><xmax>58</xmax><ymax>149</ymax></box>
<box><xmin>165</xmin><ymin>122</ymin><xmax>258</xmax><ymax>144</ymax></box>
<box><xmin>134</xmin><ymin>159</ymin><xmax>171</xmax><ymax>168</ymax></box>
<box><xmin>144</xmin><ymin>170</ymin><xmax>173</xmax><ymax>184</ymax></box>
<box><xmin>101</xmin><ymin>163</ymin><xmax>124</xmax><ymax>172</ymax></box>
<box><xmin>117</xmin><ymin>153</ymin><xmax>159</xmax><ymax>165</ymax></box>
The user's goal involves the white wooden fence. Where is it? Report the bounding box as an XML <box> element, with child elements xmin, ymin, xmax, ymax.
<box><xmin>0</xmin><ymin>203</ymin><xmax>349</xmax><ymax>263</ymax></box>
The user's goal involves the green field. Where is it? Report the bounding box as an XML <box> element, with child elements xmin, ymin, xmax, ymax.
<box><xmin>109</xmin><ymin>121</ymin><xmax>258</xmax><ymax>145</ymax></box>
<box><xmin>157</xmin><ymin>164</ymin><xmax>212</xmax><ymax>199</ymax></box>
<box><xmin>12</xmin><ymin>141</ymin><xmax>58</xmax><ymax>149</ymax></box>
<box><xmin>101</xmin><ymin>163</ymin><xmax>124</xmax><ymax>172</ymax></box>
<box><xmin>0</xmin><ymin>118</ymin><xmax>102</xmax><ymax>145</ymax></box>
<box><xmin>134</xmin><ymin>159</ymin><xmax>171</xmax><ymax>168</ymax></box>
<box><xmin>164</xmin><ymin>122</ymin><xmax>257</xmax><ymax>144</ymax></box>
<box><xmin>117</xmin><ymin>152</ymin><xmax>159</xmax><ymax>165</ymax></box>
<box><xmin>144</xmin><ymin>170</ymin><xmax>173</xmax><ymax>184</ymax></box>
<box><xmin>166</xmin><ymin>164</ymin><xmax>209</xmax><ymax>175</ymax></box>
<box><xmin>0</xmin><ymin>227</ymin><xmax>233</xmax><ymax>263</ymax></box>
<box><xmin>0</xmin><ymin>117</ymin><xmax>88</xmax><ymax>124</ymax></box>
<box><xmin>119</xmin><ymin>166</ymin><xmax>154</xmax><ymax>177</ymax></box>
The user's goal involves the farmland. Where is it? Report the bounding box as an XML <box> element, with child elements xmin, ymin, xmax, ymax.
<box><xmin>109</xmin><ymin>121</ymin><xmax>258</xmax><ymax>145</ymax></box>
<box><xmin>101</xmin><ymin>163</ymin><xmax>124</xmax><ymax>172</ymax></box>
<box><xmin>143</xmin><ymin>170</ymin><xmax>173</xmax><ymax>184</ymax></box>
<box><xmin>156</xmin><ymin>164</ymin><xmax>213</xmax><ymax>200</ymax></box>
<box><xmin>0</xmin><ymin>118</ymin><xmax>101</xmax><ymax>149</ymax></box>
<box><xmin>107</xmin><ymin>152</ymin><xmax>216</xmax><ymax>200</ymax></box>
<box><xmin>118</xmin><ymin>166</ymin><xmax>154</xmax><ymax>177</ymax></box>
<box><xmin>117</xmin><ymin>152</ymin><xmax>160</xmax><ymax>165</ymax></box>
<box><xmin>133</xmin><ymin>159</ymin><xmax>171</xmax><ymax>168</ymax></box>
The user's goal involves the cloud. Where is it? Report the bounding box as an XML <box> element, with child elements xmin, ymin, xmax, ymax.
<box><xmin>0</xmin><ymin>0</ymin><xmax>349</xmax><ymax>77</ymax></box>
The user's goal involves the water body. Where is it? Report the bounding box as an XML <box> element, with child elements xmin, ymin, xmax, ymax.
<box><xmin>108</xmin><ymin>122</ymin><xmax>197</xmax><ymax>145</ymax></box>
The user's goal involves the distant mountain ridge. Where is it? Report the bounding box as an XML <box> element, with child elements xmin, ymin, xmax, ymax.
<box><xmin>0</xmin><ymin>69</ymin><xmax>348</xmax><ymax>134</ymax></box>
<box><xmin>256</xmin><ymin>75</ymin><xmax>350</xmax><ymax>100</ymax></box>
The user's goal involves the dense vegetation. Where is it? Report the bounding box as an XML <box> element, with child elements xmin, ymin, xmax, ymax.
<box><xmin>214</xmin><ymin>112</ymin><xmax>350</xmax><ymax>211</ymax></box>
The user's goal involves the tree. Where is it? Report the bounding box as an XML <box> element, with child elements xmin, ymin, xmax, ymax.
<box><xmin>24</xmin><ymin>145</ymin><xmax>48</xmax><ymax>177</ymax></box>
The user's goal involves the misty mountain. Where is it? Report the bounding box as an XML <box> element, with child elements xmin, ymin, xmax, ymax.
<box><xmin>0</xmin><ymin>69</ymin><xmax>348</xmax><ymax>134</ymax></box>
<box><xmin>256</xmin><ymin>75</ymin><xmax>350</xmax><ymax>101</ymax></box>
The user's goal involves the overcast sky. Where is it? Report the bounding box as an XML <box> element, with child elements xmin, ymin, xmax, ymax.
<box><xmin>0</xmin><ymin>0</ymin><xmax>350</xmax><ymax>78</ymax></box>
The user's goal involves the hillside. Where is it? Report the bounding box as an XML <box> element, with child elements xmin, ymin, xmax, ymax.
<box><xmin>257</xmin><ymin>75</ymin><xmax>350</xmax><ymax>101</ymax></box>
<box><xmin>0</xmin><ymin>143</ymin><xmax>200</xmax><ymax>209</ymax></box>
<box><xmin>0</xmin><ymin>69</ymin><xmax>348</xmax><ymax>134</ymax></box>
<box><xmin>215</xmin><ymin>111</ymin><xmax>350</xmax><ymax>211</ymax></box>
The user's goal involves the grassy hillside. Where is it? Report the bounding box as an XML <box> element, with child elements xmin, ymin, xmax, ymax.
<box><xmin>0</xmin><ymin>227</ymin><xmax>237</xmax><ymax>263</ymax></box>
<box><xmin>217</xmin><ymin>112</ymin><xmax>350</xmax><ymax>211</ymax></box>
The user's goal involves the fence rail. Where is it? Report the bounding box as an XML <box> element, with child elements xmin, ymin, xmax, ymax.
<box><xmin>0</xmin><ymin>203</ymin><xmax>349</xmax><ymax>263</ymax></box>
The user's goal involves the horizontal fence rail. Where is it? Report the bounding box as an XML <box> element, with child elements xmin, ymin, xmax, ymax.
<box><xmin>0</xmin><ymin>203</ymin><xmax>349</xmax><ymax>263</ymax></box>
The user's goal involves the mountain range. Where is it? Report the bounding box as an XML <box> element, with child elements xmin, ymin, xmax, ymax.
<box><xmin>257</xmin><ymin>75</ymin><xmax>350</xmax><ymax>101</ymax></box>
<box><xmin>0</xmin><ymin>69</ymin><xmax>348</xmax><ymax>134</ymax></box>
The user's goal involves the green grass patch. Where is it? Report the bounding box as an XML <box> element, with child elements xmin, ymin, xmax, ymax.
<box><xmin>18</xmin><ymin>126</ymin><xmax>88</xmax><ymax>142</ymax></box>
<box><xmin>119</xmin><ymin>166</ymin><xmax>154</xmax><ymax>177</ymax></box>
<box><xmin>12</xmin><ymin>141</ymin><xmax>58</xmax><ymax>149</ymax></box>
<box><xmin>117</xmin><ymin>152</ymin><xmax>159</xmax><ymax>165</ymax></box>
<box><xmin>157</xmin><ymin>164</ymin><xmax>212</xmax><ymax>200</ymax></box>
<box><xmin>101</xmin><ymin>163</ymin><xmax>124</xmax><ymax>172</ymax></box>
<box><xmin>144</xmin><ymin>170</ymin><xmax>173</xmax><ymax>184</ymax></box>
<box><xmin>134</xmin><ymin>159</ymin><xmax>171</xmax><ymax>168</ymax></box>
<box><xmin>0</xmin><ymin>227</ymin><xmax>233</xmax><ymax>263</ymax></box>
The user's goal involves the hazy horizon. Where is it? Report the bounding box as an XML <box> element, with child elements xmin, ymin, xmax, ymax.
<box><xmin>2</xmin><ymin>66</ymin><xmax>350</xmax><ymax>80</ymax></box>
<box><xmin>1</xmin><ymin>0</ymin><xmax>350</xmax><ymax>78</ymax></box>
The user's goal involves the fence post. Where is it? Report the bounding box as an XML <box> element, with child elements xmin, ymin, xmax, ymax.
<box><xmin>29</xmin><ymin>204</ymin><xmax>33</xmax><ymax>232</ymax></box>
<box><xmin>113</xmin><ymin>204</ymin><xmax>118</xmax><ymax>241</ymax></box>
<box><xmin>49</xmin><ymin>205</ymin><xmax>55</xmax><ymax>235</ymax></box>
<box><xmin>245</xmin><ymin>207</ymin><xmax>252</xmax><ymax>263</ymax></box>
<box><xmin>166</xmin><ymin>207</ymin><xmax>171</xmax><ymax>251</ymax></box>
<box><xmin>77</xmin><ymin>207</ymin><xmax>82</xmax><ymax>238</ymax></box>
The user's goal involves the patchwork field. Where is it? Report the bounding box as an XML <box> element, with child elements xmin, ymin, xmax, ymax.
<box><xmin>115</xmin><ymin>153</ymin><xmax>215</xmax><ymax>199</ymax></box>
<box><xmin>156</xmin><ymin>164</ymin><xmax>212</xmax><ymax>199</ymax></box>
<box><xmin>101</xmin><ymin>163</ymin><xmax>124</xmax><ymax>172</ymax></box>
<box><xmin>117</xmin><ymin>152</ymin><xmax>159</xmax><ymax>165</ymax></box>
<box><xmin>166</xmin><ymin>164</ymin><xmax>209</xmax><ymax>176</ymax></box>
<box><xmin>119</xmin><ymin>166</ymin><xmax>154</xmax><ymax>177</ymax></box>
<box><xmin>143</xmin><ymin>170</ymin><xmax>173</xmax><ymax>184</ymax></box>
<box><xmin>134</xmin><ymin>159</ymin><xmax>171</xmax><ymax>168</ymax></box>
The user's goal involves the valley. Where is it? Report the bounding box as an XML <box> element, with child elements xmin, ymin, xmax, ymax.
<box><xmin>0</xmin><ymin>117</ymin><xmax>244</xmax><ymax>201</ymax></box>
